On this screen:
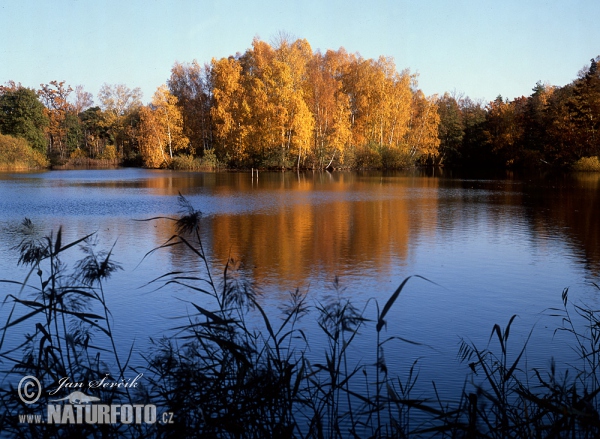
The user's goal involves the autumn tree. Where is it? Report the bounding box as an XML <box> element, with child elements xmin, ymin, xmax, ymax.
<box><xmin>483</xmin><ymin>96</ymin><xmax>524</xmax><ymax>166</ymax></box>
<box><xmin>236</xmin><ymin>39</ymin><xmax>279</xmax><ymax>164</ymax></box>
<box><xmin>211</xmin><ymin>39</ymin><xmax>318</xmax><ymax>167</ymax></box>
<box><xmin>98</xmin><ymin>83</ymin><xmax>143</xmax><ymax>118</ymax></box>
<box><xmin>233</xmin><ymin>37</ymin><xmax>315</xmax><ymax>168</ymax></box>
<box><xmin>306</xmin><ymin>49</ymin><xmax>351</xmax><ymax>168</ymax></box>
<box><xmin>38</xmin><ymin>81</ymin><xmax>79</xmax><ymax>160</ymax></box>
<box><xmin>345</xmin><ymin>56</ymin><xmax>413</xmax><ymax>151</ymax></box>
<box><xmin>138</xmin><ymin>85</ymin><xmax>188</xmax><ymax>168</ymax></box>
<box><xmin>168</xmin><ymin>61</ymin><xmax>212</xmax><ymax>154</ymax></box>
<box><xmin>273</xmin><ymin>37</ymin><xmax>314</xmax><ymax>168</ymax></box>
<box><xmin>206</xmin><ymin>36</ymin><xmax>439</xmax><ymax>169</ymax></box>
<box><xmin>210</xmin><ymin>55</ymin><xmax>249</xmax><ymax>165</ymax></box>
<box><xmin>406</xmin><ymin>90</ymin><xmax>440</xmax><ymax>162</ymax></box>
<box><xmin>73</xmin><ymin>85</ymin><xmax>94</xmax><ymax>114</ymax></box>
<box><xmin>98</xmin><ymin>83</ymin><xmax>143</xmax><ymax>159</ymax></box>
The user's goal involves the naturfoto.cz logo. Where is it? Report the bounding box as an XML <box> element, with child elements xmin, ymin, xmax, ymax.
<box><xmin>17</xmin><ymin>374</ymin><xmax>174</xmax><ymax>425</ymax></box>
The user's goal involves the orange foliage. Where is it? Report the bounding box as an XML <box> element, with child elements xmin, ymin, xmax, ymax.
<box><xmin>207</xmin><ymin>38</ymin><xmax>438</xmax><ymax>168</ymax></box>
<box><xmin>138</xmin><ymin>85</ymin><xmax>188</xmax><ymax>168</ymax></box>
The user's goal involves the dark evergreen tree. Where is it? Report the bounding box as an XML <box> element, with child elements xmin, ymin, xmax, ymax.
<box><xmin>437</xmin><ymin>93</ymin><xmax>464</xmax><ymax>165</ymax></box>
<box><xmin>567</xmin><ymin>57</ymin><xmax>600</xmax><ymax>158</ymax></box>
<box><xmin>459</xmin><ymin>98</ymin><xmax>493</xmax><ymax>168</ymax></box>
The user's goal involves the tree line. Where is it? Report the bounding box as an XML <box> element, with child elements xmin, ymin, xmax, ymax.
<box><xmin>438</xmin><ymin>57</ymin><xmax>600</xmax><ymax>169</ymax></box>
<box><xmin>1</xmin><ymin>37</ymin><xmax>599</xmax><ymax>170</ymax></box>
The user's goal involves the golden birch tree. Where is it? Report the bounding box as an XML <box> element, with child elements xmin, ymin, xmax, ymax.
<box><xmin>306</xmin><ymin>49</ymin><xmax>351</xmax><ymax>167</ymax></box>
<box><xmin>344</xmin><ymin>56</ymin><xmax>412</xmax><ymax>150</ymax></box>
<box><xmin>138</xmin><ymin>85</ymin><xmax>188</xmax><ymax>168</ymax></box>
<box><xmin>273</xmin><ymin>37</ymin><xmax>314</xmax><ymax>168</ymax></box>
<box><xmin>233</xmin><ymin>37</ymin><xmax>315</xmax><ymax>168</ymax></box>
<box><xmin>239</xmin><ymin>39</ymin><xmax>279</xmax><ymax>163</ymax></box>
<box><xmin>405</xmin><ymin>90</ymin><xmax>440</xmax><ymax>160</ymax></box>
<box><xmin>210</xmin><ymin>56</ymin><xmax>249</xmax><ymax>164</ymax></box>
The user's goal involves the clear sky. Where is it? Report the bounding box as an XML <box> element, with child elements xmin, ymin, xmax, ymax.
<box><xmin>1</xmin><ymin>0</ymin><xmax>599</xmax><ymax>105</ymax></box>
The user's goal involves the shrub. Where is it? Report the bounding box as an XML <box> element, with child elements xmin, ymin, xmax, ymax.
<box><xmin>200</xmin><ymin>148</ymin><xmax>221</xmax><ymax>169</ymax></box>
<box><xmin>69</xmin><ymin>147</ymin><xmax>88</xmax><ymax>159</ymax></box>
<box><xmin>54</xmin><ymin>145</ymin><xmax>119</xmax><ymax>169</ymax></box>
<box><xmin>380</xmin><ymin>145</ymin><xmax>413</xmax><ymax>169</ymax></box>
<box><xmin>572</xmin><ymin>156</ymin><xmax>600</xmax><ymax>172</ymax></box>
<box><xmin>0</xmin><ymin>133</ymin><xmax>49</xmax><ymax>170</ymax></box>
<box><xmin>171</xmin><ymin>150</ymin><xmax>224</xmax><ymax>171</ymax></box>
<box><xmin>348</xmin><ymin>144</ymin><xmax>383</xmax><ymax>169</ymax></box>
<box><xmin>345</xmin><ymin>143</ymin><xmax>416</xmax><ymax>169</ymax></box>
<box><xmin>101</xmin><ymin>145</ymin><xmax>118</xmax><ymax>161</ymax></box>
<box><xmin>170</xmin><ymin>153</ymin><xmax>197</xmax><ymax>170</ymax></box>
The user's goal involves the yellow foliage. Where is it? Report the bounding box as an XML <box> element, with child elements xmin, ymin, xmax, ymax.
<box><xmin>138</xmin><ymin>106</ymin><xmax>168</xmax><ymax>168</ymax></box>
<box><xmin>305</xmin><ymin>50</ymin><xmax>352</xmax><ymax>167</ymax></box>
<box><xmin>404</xmin><ymin>90</ymin><xmax>440</xmax><ymax>159</ymax></box>
<box><xmin>138</xmin><ymin>85</ymin><xmax>189</xmax><ymax>168</ymax></box>
<box><xmin>345</xmin><ymin>56</ymin><xmax>414</xmax><ymax>151</ymax></box>
<box><xmin>69</xmin><ymin>148</ymin><xmax>87</xmax><ymax>159</ymax></box>
<box><xmin>572</xmin><ymin>156</ymin><xmax>600</xmax><ymax>171</ymax></box>
<box><xmin>211</xmin><ymin>57</ymin><xmax>248</xmax><ymax>163</ymax></box>
<box><xmin>207</xmin><ymin>37</ymin><xmax>438</xmax><ymax>168</ymax></box>
<box><xmin>0</xmin><ymin>133</ymin><xmax>49</xmax><ymax>170</ymax></box>
<box><xmin>100</xmin><ymin>145</ymin><xmax>118</xmax><ymax>160</ymax></box>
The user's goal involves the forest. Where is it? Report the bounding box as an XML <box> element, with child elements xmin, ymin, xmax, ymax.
<box><xmin>1</xmin><ymin>37</ymin><xmax>599</xmax><ymax>171</ymax></box>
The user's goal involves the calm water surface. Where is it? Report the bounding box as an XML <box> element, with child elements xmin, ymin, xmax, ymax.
<box><xmin>1</xmin><ymin>168</ymin><xmax>599</xmax><ymax>402</ymax></box>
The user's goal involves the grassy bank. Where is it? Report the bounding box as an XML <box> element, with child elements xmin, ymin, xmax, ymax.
<box><xmin>0</xmin><ymin>134</ymin><xmax>49</xmax><ymax>170</ymax></box>
<box><xmin>0</xmin><ymin>199</ymin><xmax>599</xmax><ymax>438</ymax></box>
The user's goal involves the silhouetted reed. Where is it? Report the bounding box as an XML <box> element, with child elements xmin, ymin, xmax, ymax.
<box><xmin>1</xmin><ymin>198</ymin><xmax>599</xmax><ymax>438</ymax></box>
<box><xmin>0</xmin><ymin>219</ymin><xmax>143</xmax><ymax>437</ymax></box>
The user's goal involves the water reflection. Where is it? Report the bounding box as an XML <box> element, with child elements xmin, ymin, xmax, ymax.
<box><xmin>3</xmin><ymin>168</ymin><xmax>597</xmax><ymax>288</ymax></box>
<box><xmin>209</xmin><ymin>173</ymin><xmax>427</xmax><ymax>290</ymax></box>
<box><xmin>0</xmin><ymin>169</ymin><xmax>600</xmax><ymax>283</ymax></box>
<box><xmin>1</xmin><ymin>169</ymin><xmax>599</xmax><ymax>387</ymax></box>
<box><xmin>0</xmin><ymin>169</ymin><xmax>600</xmax><ymax>406</ymax></box>
<box><xmin>138</xmin><ymin>170</ymin><xmax>600</xmax><ymax>298</ymax></box>
<box><xmin>524</xmin><ymin>172</ymin><xmax>600</xmax><ymax>277</ymax></box>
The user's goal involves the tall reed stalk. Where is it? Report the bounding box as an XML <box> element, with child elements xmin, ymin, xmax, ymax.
<box><xmin>1</xmin><ymin>198</ymin><xmax>600</xmax><ymax>438</ymax></box>
<box><xmin>0</xmin><ymin>219</ymin><xmax>140</xmax><ymax>437</ymax></box>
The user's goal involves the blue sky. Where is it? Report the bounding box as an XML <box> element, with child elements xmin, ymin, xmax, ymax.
<box><xmin>1</xmin><ymin>0</ymin><xmax>599</xmax><ymax>105</ymax></box>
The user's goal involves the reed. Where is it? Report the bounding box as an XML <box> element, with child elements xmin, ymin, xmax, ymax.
<box><xmin>170</xmin><ymin>150</ymin><xmax>224</xmax><ymax>171</ymax></box>
<box><xmin>1</xmin><ymin>197</ymin><xmax>600</xmax><ymax>438</ymax></box>
<box><xmin>0</xmin><ymin>219</ymin><xmax>142</xmax><ymax>437</ymax></box>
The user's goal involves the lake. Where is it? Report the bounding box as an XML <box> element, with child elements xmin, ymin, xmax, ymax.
<box><xmin>1</xmin><ymin>168</ymin><xmax>599</xmax><ymax>405</ymax></box>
